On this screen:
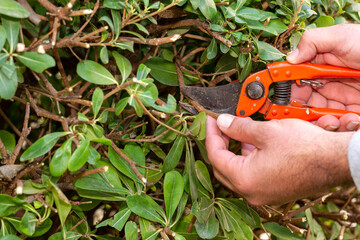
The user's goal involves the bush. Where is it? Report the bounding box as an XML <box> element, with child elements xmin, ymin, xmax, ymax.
<box><xmin>0</xmin><ymin>0</ymin><xmax>359</xmax><ymax>239</ymax></box>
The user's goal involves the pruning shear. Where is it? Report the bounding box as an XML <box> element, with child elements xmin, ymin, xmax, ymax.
<box><xmin>181</xmin><ymin>61</ymin><xmax>360</xmax><ymax>121</ymax></box>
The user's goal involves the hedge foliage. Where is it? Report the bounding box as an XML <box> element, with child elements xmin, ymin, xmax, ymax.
<box><xmin>0</xmin><ymin>0</ymin><xmax>360</xmax><ymax>239</ymax></box>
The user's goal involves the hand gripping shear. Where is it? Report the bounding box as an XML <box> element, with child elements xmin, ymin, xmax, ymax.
<box><xmin>181</xmin><ymin>61</ymin><xmax>360</xmax><ymax>121</ymax></box>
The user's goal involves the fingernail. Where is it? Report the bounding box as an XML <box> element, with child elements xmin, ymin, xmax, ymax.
<box><xmin>287</xmin><ymin>48</ymin><xmax>299</xmax><ymax>63</ymax></box>
<box><xmin>346</xmin><ymin>121</ymin><xmax>360</xmax><ymax>131</ymax></box>
<box><xmin>325</xmin><ymin>125</ymin><xmax>338</xmax><ymax>131</ymax></box>
<box><xmin>217</xmin><ymin>114</ymin><xmax>234</xmax><ymax>130</ymax></box>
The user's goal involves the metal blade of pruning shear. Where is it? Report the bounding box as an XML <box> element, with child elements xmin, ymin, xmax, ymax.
<box><xmin>181</xmin><ymin>81</ymin><xmax>242</xmax><ymax>115</ymax></box>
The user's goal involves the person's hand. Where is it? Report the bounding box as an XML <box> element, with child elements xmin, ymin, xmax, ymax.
<box><xmin>206</xmin><ymin>115</ymin><xmax>354</xmax><ymax>205</ymax></box>
<box><xmin>287</xmin><ymin>24</ymin><xmax>360</xmax><ymax>131</ymax></box>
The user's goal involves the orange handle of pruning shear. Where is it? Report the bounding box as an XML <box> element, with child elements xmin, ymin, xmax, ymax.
<box><xmin>236</xmin><ymin>61</ymin><xmax>360</xmax><ymax>120</ymax></box>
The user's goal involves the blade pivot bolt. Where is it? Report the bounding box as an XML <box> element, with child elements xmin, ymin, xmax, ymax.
<box><xmin>245</xmin><ymin>81</ymin><xmax>265</xmax><ymax>100</ymax></box>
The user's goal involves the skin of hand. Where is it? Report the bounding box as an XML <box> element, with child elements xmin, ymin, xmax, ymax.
<box><xmin>287</xmin><ymin>24</ymin><xmax>360</xmax><ymax>131</ymax></box>
<box><xmin>206</xmin><ymin>115</ymin><xmax>354</xmax><ymax>205</ymax></box>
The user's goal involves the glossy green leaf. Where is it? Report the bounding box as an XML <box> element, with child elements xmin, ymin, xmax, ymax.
<box><xmin>314</xmin><ymin>15</ymin><xmax>335</xmax><ymax>27</ymax></box>
<box><xmin>87</xmin><ymin>146</ymin><xmax>101</xmax><ymax>165</ymax></box>
<box><xmin>50</xmin><ymin>138</ymin><xmax>72</xmax><ymax>177</ymax></box>
<box><xmin>100</xmin><ymin>46</ymin><xmax>109</xmax><ymax>64</ymax></box>
<box><xmin>77</xmin><ymin>112</ymin><xmax>89</xmax><ymax>121</ymax></box>
<box><xmin>0</xmin><ymin>26</ymin><xmax>6</xmax><ymax>51</ymax></box>
<box><xmin>263</xmin><ymin>222</ymin><xmax>302</xmax><ymax>240</ymax></box>
<box><xmin>154</xmin><ymin>116</ymin><xmax>182</xmax><ymax>144</ymax></box>
<box><xmin>149</xmin><ymin>94</ymin><xmax>176</xmax><ymax>113</ymax></box>
<box><xmin>125</xmin><ymin>221</ymin><xmax>138</xmax><ymax>240</ymax></box>
<box><xmin>103</xmin><ymin>0</ymin><xmax>125</xmax><ymax>9</ymax></box>
<box><xmin>115</xmin><ymin>97</ymin><xmax>129</xmax><ymax>116</ymax></box>
<box><xmin>0</xmin><ymin>0</ymin><xmax>30</xmax><ymax>18</ymax></box>
<box><xmin>3</xmin><ymin>16</ymin><xmax>19</xmax><ymax>53</ymax></box>
<box><xmin>186</xmin><ymin>140</ymin><xmax>198</xmax><ymax>202</ymax></box>
<box><xmin>114</xmin><ymin>41</ymin><xmax>134</xmax><ymax>52</ymax></box>
<box><xmin>199</xmin><ymin>0</ymin><xmax>217</xmax><ymax>19</ymax></box>
<box><xmin>49</xmin><ymin>182</ymin><xmax>71</xmax><ymax>230</ymax></box>
<box><xmin>77</xmin><ymin>60</ymin><xmax>118</xmax><ymax>85</ymax></box>
<box><xmin>133</xmin><ymin>23</ymin><xmax>149</xmax><ymax>35</ymax></box>
<box><xmin>108</xmin><ymin>146</ymin><xmax>141</xmax><ymax>183</ymax></box>
<box><xmin>20</xmin><ymin>132</ymin><xmax>69</xmax><ymax>161</ymax></box>
<box><xmin>19</xmin><ymin>211</ymin><xmax>37</xmax><ymax>236</ymax></box>
<box><xmin>137</xmin><ymin>64</ymin><xmax>151</xmax><ymax>81</ymax></box>
<box><xmin>0</xmin><ymin>235</ymin><xmax>22</xmax><ymax>240</ymax></box>
<box><xmin>0</xmin><ymin>53</ymin><xmax>7</xmax><ymax>68</ymax></box>
<box><xmin>189</xmin><ymin>112</ymin><xmax>207</xmax><ymax>140</ymax></box>
<box><xmin>256</xmin><ymin>41</ymin><xmax>285</xmax><ymax>61</ymax></box>
<box><xmin>0</xmin><ymin>63</ymin><xmax>17</xmax><ymax>99</ymax></box>
<box><xmin>111</xmin><ymin>10</ymin><xmax>121</xmax><ymax>40</ymax></box>
<box><xmin>48</xmin><ymin>231</ymin><xmax>81</xmax><ymax>240</ymax></box>
<box><xmin>192</xmin><ymin>197</ymin><xmax>214</xmax><ymax>224</ymax></box>
<box><xmin>164</xmin><ymin>171</ymin><xmax>184</xmax><ymax>220</ymax></box>
<box><xmin>0</xmin><ymin>130</ymin><xmax>15</xmax><ymax>158</ymax></box>
<box><xmin>0</xmin><ymin>194</ymin><xmax>27</xmax><ymax>217</ymax></box>
<box><xmin>207</xmin><ymin>38</ymin><xmax>218</xmax><ymax>60</ymax></box>
<box><xmin>32</xmin><ymin>218</ymin><xmax>52</xmax><ymax>237</ymax></box>
<box><xmin>113</xmin><ymin>51</ymin><xmax>132</xmax><ymax>83</ymax></box>
<box><xmin>92</xmin><ymin>87</ymin><xmax>104</xmax><ymax>117</ymax></box>
<box><xmin>162</xmin><ymin>133</ymin><xmax>185</xmax><ymax>173</ymax></box>
<box><xmin>16</xmin><ymin>52</ymin><xmax>55</xmax><ymax>73</ymax></box>
<box><xmin>190</xmin><ymin>0</ymin><xmax>200</xmax><ymax>9</ymax></box>
<box><xmin>127</xmin><ymin>195</ymin><xmax>166</xmax><ymax>225</ymax></box>
<box><xmin>97</xmin><ymin>109</ymin><xmax>109</xmax><ymax>123</ymax></box>
<box><xmin>195</xmin><ymin>161</ymin><xmax>213</xmax><ymax>196</ymax></box>
<box><xmin>109</xmin><ymin>208</ymin><xmax>131</xmax><ymax>231</ymax></box>
<box><xmin>195</xmin><ymin>211</ymin><xmax>219</xmax><ymax>239</ymax></box>
<box><xmin>305</xmin><ymin>208</ymin><xmax>326</xmax><ymax>239</ymax></box>
<box><xmin>145</xmin><ymin>57</ymin><xmax>198</xmax><ymax>86</ymax></box>
<box><xmin>227</xmin><ymin>208</ymin><xmax>253</xmax><ymax>240</ymax></box>
<box><xmin>68</xmin><ymin>139</ymin><xmax>90</xmax><ymax>172</ymax></box>
<box><xmin>124</xmin><ymin>143</ymin><xmax>146</xmax><ymax>175</ymax></box>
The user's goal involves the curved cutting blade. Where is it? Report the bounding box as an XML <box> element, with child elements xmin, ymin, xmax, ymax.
<box><xmin>181</xmin><ymin>81</ymin><xmax>242</xmax><ymax>115</ymax></box>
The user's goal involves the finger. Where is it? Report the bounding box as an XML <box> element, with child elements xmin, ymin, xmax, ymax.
<box><xmin>316</xmin><ymin>115</ymin><xmax>340</xmax><ymax>131</ymax></box>
<box><xmin>206</xmin><ymin>116</ymin><xmax>229</xmax><ymax>147</ymax></box>
<box><xmin>338</xmin><ymin>113</ymin><xmax>360</xmax><ymax>132</ymax></box>
<box><xmin>216</xmin><ymin>115</ymin><xmax>265</xmax><ymax>146</ymax></box>
<box><xmin>286</xmin><ymin>26</ymin><xmax>347</xmax><ymax>64</ymax></box>
<box><xmin>307</xmin><ymin>92</ymin><xmax>328</xmax><ymax>108</ymax></box>
<box><xmin>212</xmin><ymin>168</ymin><xmax>237</xmax><ymax>192</ymax></box>
<box><xmin>241</xmin><ymin>143</ymin><xmax>256</xmax><ymax>156</ymax></box>
<box><xmin>316</xmin><ymin>82</ymin><xmax>360</xmax><ymax>106</ymax></box>
<box><xmin>291</xmin><ymin>83</ymin><xmax>312</xmax><ymax>103</ymax></box>
<box><xmin>327</xmin><ymin>100</ymin><xmax>346</xmax><ymax>110</ymax></box>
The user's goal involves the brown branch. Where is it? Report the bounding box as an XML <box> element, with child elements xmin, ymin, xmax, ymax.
<box><xmin>65</xmin><ymin>166</ymin><xmax>109</xmax><ymax>183</ymax></box>
<box><xmin>8</xmin><ymin>103</ymin><xmax>31</xmax><ymax>165</ymax></box>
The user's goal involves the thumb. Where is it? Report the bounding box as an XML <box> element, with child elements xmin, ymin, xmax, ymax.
<box><xmin>287</xmin><ymin>26</ymin><xmax>342</xmax><ymax>64</ymax></box>
<box><xmin>217</xmin><ymin>114</ymin><xmax>264</xmax><ymax>146</ymax></box>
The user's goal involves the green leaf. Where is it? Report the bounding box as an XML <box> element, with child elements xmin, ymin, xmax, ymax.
<box><xmin>113</xmin><ymin>51</ymin><xmax>132</xmax><ymax>83</ymax></box>
<box><xmin>19</xmin><ymin>211</ymin><xmax>37</xmax><ymax>236</ymax></box>
<box><xmin>92</xmin><ymin>87</ymin><xmax>104</xmax><ymax>117</ymax></box>
<box><xmin>195</xmin><ymin>161</ymin><xmax>213</xmax><ymax>196</ymax></box>
<box><xmin>199</xmin><ymin>0</ymin><xmax>217</xmax><ymax>19</ymax></box>
<box><xmin>0</xmin><ymin>194</ymin><xmax>27</xmax><ymax>217</ymax></box>
<box><xmin>192</xmin><ymin>197</ymin><xmax>214</xmax><ymax>224</ymax></box>
<box><xmin>228</xmin><ymin>208</ymin><xmax>254</xmax><ymax>240</ymax></box>
<box><xmin>0</xmin><ymin>235</ymin><xmax>22</xmax><ymax>240</ymax></box>
<box><xmin>164</xmin><ymin>171</ymin><xmax>185</xmax><ymax>220</ymax></box>
<box><xmin>49</xmin><ymin>181</ymin><xmax>72</xmax><ymax>228</ymax></box>
<box><xmin>190</xmin><ymin>0</ymin><xmax>200</xmax><ymax>9</ymax></box>
<box><xmin>124</xmin><ymin>143</ymin><xmax>146</xmax><ymax>175</ymax></box>
<box><xmin>314</xmin><ymin>15</ymin><xmax>335</xmax><ymax>27</ymax></box>
<box><xmin>263</xmin><ymin>222</ymin><xmax>302</xmax><ymax>240</ymax></box>
<box><xmin>0</xmin><ymin>25</ymin><xmax>6</xmax><ymax>51</ymax></box>
<box><xmin>189</xmin><ymin>112</ymin><xmax>207</xmax><ymax>140</ymax></box>
<box><xmin>0</xmin><ymin>53</ymin><xmax>7</xmax><ymax>68</ymax></box>
<box><xmin>256</xmin><ymin>41</ymin><xmax>285</xmax><ymax>61</ymax></box>
<box><xmin>68</xmin><ymin>139</ymin><xmax>90</xmax><ymax>172</ymax></box>
<box><xmin>162</xmin><ymin>133</ymin><xmax>186</xmax><ymax>173</ymax></box>
<box><xmin>0</xmin><ymin>130</ymin><xmax>15</xmax><ymax>158</ymax></box>
<box><xmin>2</xmin><ymin>16</ymin><xmax>19</xmax><ymax>53</ymax></box>
<box><xmin>115</xmin><ymin>97</ymin><xmax>129</xmax><ymax>116</ymax></box>
<box><xmin>207</xmin><ymin>38</ymin><xmax>218</xmax><ymax>60</ymax></box>
<box><xmin>48</xmin><ymin>231</ymin><xmax>81</xmax><ymax>240</ymax></box>
<box><xmin>103</xmin><ymin>0</ymin><xmax>125</xmax><ymax>9</ymax></box>
<box><xmin>50</xmin><ymin>138</ymin><xmax>72</xmax><ymax>177</ymax></box>
<box><xmin>148</xmin><ymin>94</ymin><xmax>177</xmax><ymax>113</ymax></box>
<box><xmin>127</xmin><ymin>195</ymin><xmax>166</xmax><ymax>225</ymax></box>
<box><xmin>125</xmin><ymin>221</ymin><xmax>138</xmax><ymax>240</ymax></box>
<box><xmin>0</xmin><ymin>63</ymin><xmax>17</xmax><ymax>99</ymax></box>
<box><xmin>154</xmin><ymin>116</ymin><xmax>181</xmax><ymax>144</ymax></box>
<box><xmin>16</xmin><ymin>52</ymin><xmax>55</xmax><ymax>73</ymax></box>
<box><xmin>195</xmin><ymin>211</ymin><xmax>219</xmax><ymax>239</ymax></box>
<box><xmin>145</xmin><ymin>57</ymin><xmax>198</xmax><ymax>86</ymax></box>
<box><xmin>111</xmin><ymin>10</ymin><xmax>121</xmax><ymax>40</ymax></box>
<box><xmin>77</xmin><ymin>60</ymin><xmax>118</xmax><ymax>85</ymax></box>
<box><xmin>100</xmin><ymin>46</ymin><xmax>109</xmax><ymax>64</ymax></box>
<box><xmin>32</xmin><ymin>218</ymin><xmax>52</xmax><ymax>237</ymax></box>
<box><xmin>305</xmin><ymin>208</ymin><xmax>326</xmax><ymax>239</ymax></box>
<box><xmin>133</xmin><ymin>23</ymin><xmax>149</xmax><ymax>35</ymax></box>
<box><xmin>186</xmin><ymin>140</ymin><xmax>198</xmax><ymax>202</ymax></box>
<box><xmin>77</xmin><ymin>112</ymin><xmax>89</xmax><ymax>121</ymax></box>
<box><xmin>137</xmin><ymin>64</ymin><xmax>151</xmax><ymax>81</ymax></box>
<box><xmin>239</xmin><ymin>53</ymin><xmax>252</xmax><ymax>82</ymax></box>
<box><xmin>114</xmin><ymin>41</ymin><xmax>134</xmax><ymax>52</ymax></box>
<box><xmin>109</xmin><ymin>208</ymin><xmax>131</xmax><ymax>231</ymax></box>
<box><xmin>0</xmin><ymin>0</ymin><xmax>30</xmax><ymax>18</ymax></box>
<box><xmin>21</xmin><ymin>132</ymin><xmax>69</xmax><ymax>161</ymax></box>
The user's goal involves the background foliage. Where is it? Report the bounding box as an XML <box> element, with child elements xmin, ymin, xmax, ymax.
<box><xmin>0</xmin><ymin>0</ymin><xmax>360</xmax><ymax>239</ymax></box>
